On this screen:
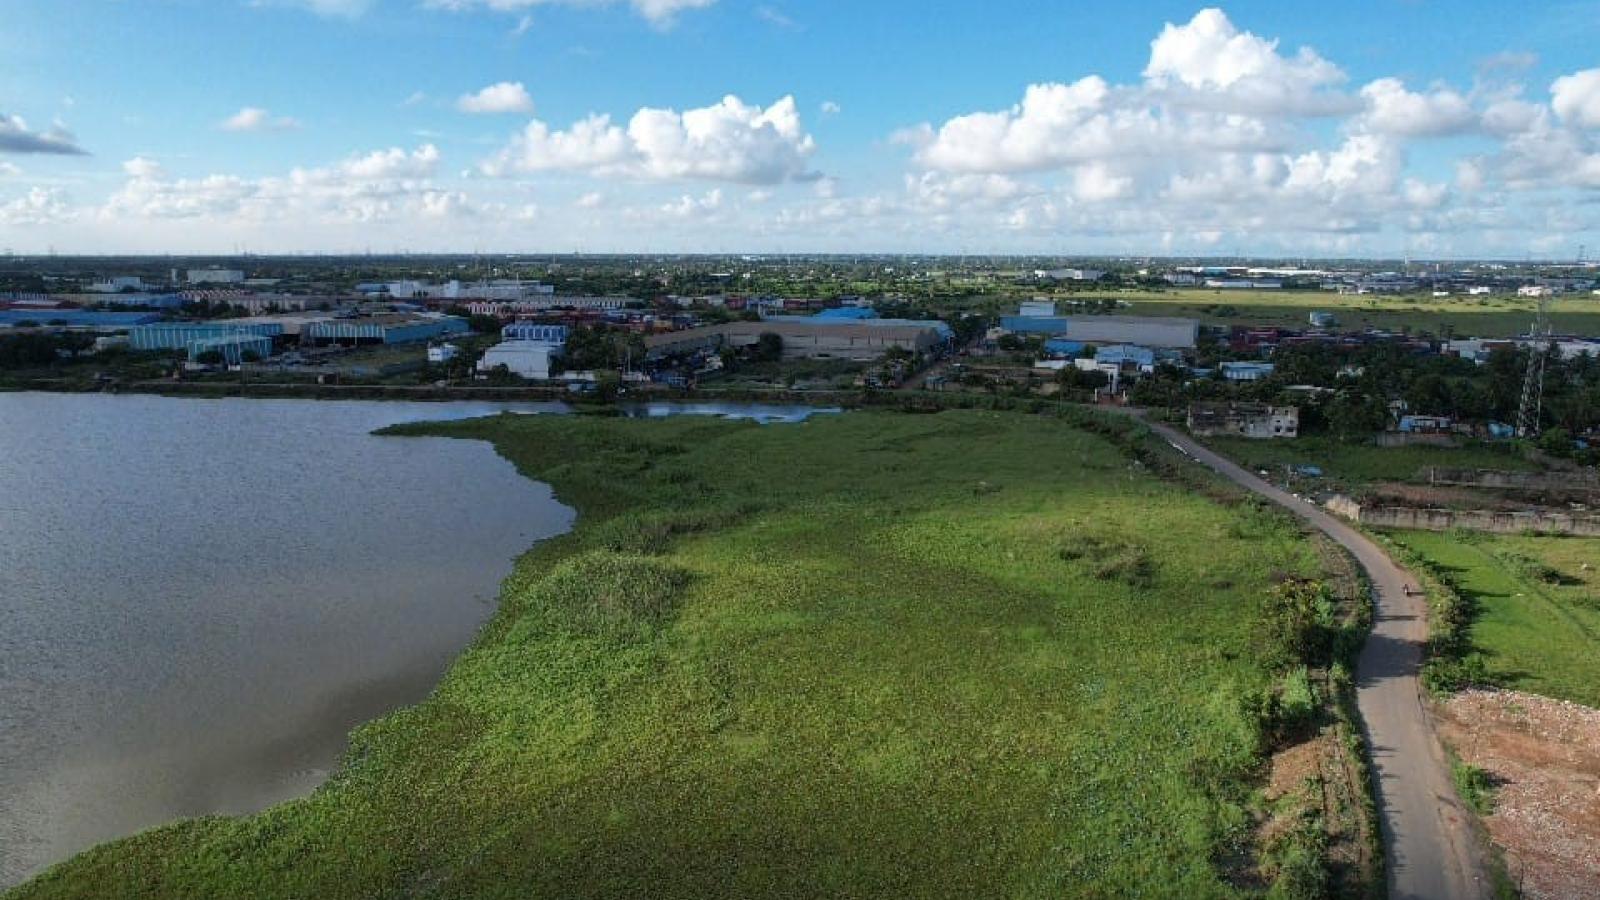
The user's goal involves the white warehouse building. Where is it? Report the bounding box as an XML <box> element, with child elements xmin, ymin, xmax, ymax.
<box><xmin>477</xmin><ymin>341</ymin><xmax>561</xmax><ymax>380</ymax></box>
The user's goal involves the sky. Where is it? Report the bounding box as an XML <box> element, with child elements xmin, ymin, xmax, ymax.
<box><xmin>2</xmin><ymin>0</ymin><xmax>1600</xmax><ymax>257</ymax></box>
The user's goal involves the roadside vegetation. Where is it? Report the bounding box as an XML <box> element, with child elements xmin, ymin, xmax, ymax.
<box><xmin>10</xmin><ymin>407</ymin><xmax>1381</xmax><ymax>899</ymax></box>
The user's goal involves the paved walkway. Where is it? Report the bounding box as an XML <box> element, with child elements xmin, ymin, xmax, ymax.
<box><xmin>1144</xmin><ymin>419</ymin><xmax>1489</xmax><ymax>900</ymax></box>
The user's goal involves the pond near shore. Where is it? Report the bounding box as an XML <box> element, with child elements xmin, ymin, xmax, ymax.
<box><xmin>0</xmin><ymin>393</ymin><xmax>833</xmax><ymax>887</ymax></box>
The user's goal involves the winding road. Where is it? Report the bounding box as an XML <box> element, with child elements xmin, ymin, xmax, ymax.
<box><xmin>1141</xmin><ymin>418</ymin><xmax>1489</xmax><ymax>900</ymax></box>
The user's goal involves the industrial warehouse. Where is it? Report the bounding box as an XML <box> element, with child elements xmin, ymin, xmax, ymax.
<box><xmin>645</xmin><ymin>317</ymin><xmax>953</xmax><ymax>361</ymax></box>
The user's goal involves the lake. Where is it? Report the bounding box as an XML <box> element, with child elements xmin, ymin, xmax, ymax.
<box><xmin>0</xmin><ymin>393</ymin><xmax>829</xmax><ymax>887</ymax></box>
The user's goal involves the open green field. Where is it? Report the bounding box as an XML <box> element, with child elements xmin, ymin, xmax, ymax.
<box><xmin>1391</xmin><ymin>531</ymin><xmax>1600</xmax><ymax>707</ymax></box>
<box><xmin>1201</xmin><ymin>436</ymin><xmax>1536</xmax><ymax>493</ymax></box>
<box><xmin>13</xmin><ymin>409</ymin><xmax>1340</xmax><ymax>899</ymax></box>
<box><xmin>1098</xmin><ymin>289</ymin><xmax>1600</xmax><ymax>338</ymax></box>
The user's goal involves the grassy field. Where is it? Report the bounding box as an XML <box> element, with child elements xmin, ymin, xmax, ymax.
<box><xmin>1390</xmin><ymin>531</ymin><xmax>1600</xmax><ymax>707</ymax></box>
<box><xmin>1201</xmin><ymin>436</ymin><xmax>1537</xmax><ymax>493</ymax></box>
<box><xmin>13</xmin><ymin>409</ymin><xmax>1344</xmax><ymax>899</ymax></box>
<box><xmin>1075</xmin><ymin>288</ymin><xmax>1600</xmax><ymax>338</ymax></box>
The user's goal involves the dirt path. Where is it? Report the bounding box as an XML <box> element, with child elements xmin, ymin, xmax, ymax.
<box><xmin>1142</xmin><ymin>419</ymin><xmax>1490</xmax><ymax>900</ymax></box>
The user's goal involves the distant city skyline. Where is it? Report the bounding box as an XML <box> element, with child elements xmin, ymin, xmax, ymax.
<box><xmin>3</xmin><ymin>1</ymin><xmax>1600</xmax><ymax>257</ymax></box>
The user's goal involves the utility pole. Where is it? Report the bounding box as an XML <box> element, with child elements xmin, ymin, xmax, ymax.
<box><xmin>1516</xmin><ymin>293</ymin><xmax>1551</xmax><ymax>438</ymax></box>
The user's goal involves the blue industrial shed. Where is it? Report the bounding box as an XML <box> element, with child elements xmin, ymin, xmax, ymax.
<box><xmin>815</xmin><ymin>307</ymin><xmax>879</xmax><ymax>320</ymax></box>
<box><xmin>303</xmin><ymin>316</ymin><xmax>465</xmax><ymax>345</ymax></box>
<box><xmin>187</xmin><ymin>334</ymin><xmax>274</xmax><ymax>365</ymax></box>
<box><xmin>1094</xmin><ymin>344</ymin><xmax>1156</xmax><ymax>369</ymax></box>
<box><xmin>0</xmin><ymin>310</ymin><xmax>162</xmax><ymax>329</ymax></box>
<box><xmin>1043</xmin><ymin>339</ymin><xmax>1085</xmax><ymax>358</ymax></box>
<box><xmin>502</xmin><ymin>322</ymin><xmax>569</xmax><ymax>344</ymax></box>
<box><xmin>129</xmin><ymin>321</ymin><xmax>284</xmax><ymax>351</ymax></box>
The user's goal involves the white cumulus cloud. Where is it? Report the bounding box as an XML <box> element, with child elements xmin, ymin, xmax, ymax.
<box><xmin>221</xmin><ymin>107</ymin><xmax>302</xmax><ymax>133</ymax></box>
<box><xmin>457</xmin><ymin>82</ymin><xmax>535</xmax><ymax>114</ymax></box>
<box><xmin>1552</xmin><ymin>68</ymin><xmax>1600</xmax><ymax>129</ymax></box>
<box><xmin>1357</xmin><ymin>78</ymin><xmax>1476</xmax><ymax>136</ymax></box>
<box><xmin>482</xmin><ymin>94</ymin><xmax>819</xmax><ymax>184</ymax></box>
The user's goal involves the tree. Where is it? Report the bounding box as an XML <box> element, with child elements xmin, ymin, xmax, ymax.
<box><xmin>195</xmin><ymin>350</ymin><xmax>225</xmax><ymax>366</ymax></box>
<box><xmin>753</xmin><ymin>332</ymin><xmax>784</xmax><ymax>362</ymax></box>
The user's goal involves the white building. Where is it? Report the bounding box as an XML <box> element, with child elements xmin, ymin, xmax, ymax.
<box><xmin>87</xmin><ymin>276</ymin><xmax>145</xmax><ymax>293</ymax></box>
<box><xmin>1034</xmin><ymin>268</ymin><xmax>1104</xmax><ymax>281</ymax></box>
<box><xmin>477</xmin><ymin>341</ymin><xmax>561</xmax><ymax>379</ymax></box>
<box><xmin>188</xmin><ymin>268</ymin><xmax>247</xmax><ymax>285</ymax></box>
<box><xmin>1018</xmin><ymin>299</ymin><xmax>1056</xmax><ymax>318</ymax></box>
<box><xmin>428</xmin><ymin>343</ymin><xmax>460</xmax><ymax>364</ymax></box>
<box><xmin>1519</xmin><ymin>285</ymin><xmax>1553</xmax><ymax>298</ymax></box>
<box><xmin>1467</xmin><ymin>286</ymin><xmax>1493</xmax><ymax>295</ymax></box>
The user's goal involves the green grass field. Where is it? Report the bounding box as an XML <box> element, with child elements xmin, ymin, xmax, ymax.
<box><xmin>1201</xmin><ymin>436</ymin><xmax>1536</xmax><ymax>493</ymax></box>
<box><xmin>1061</xmin><ymin>288</ymin><xmax>1600</xmax><ymax>338</ymax></box>
<box><xmin>12</xmin><ymin>409</ymin><xmax>1336</xmax><ymax>899</ymax></box>
<box><xmin>1390</xmin><ymin>531</ymin><xmax>1600</xmax><ymax>707</ymax></box>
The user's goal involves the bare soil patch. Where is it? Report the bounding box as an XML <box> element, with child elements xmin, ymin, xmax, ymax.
<box><xmin>1437</xmin><ymin>688</ymin><xmax>1600</xmax><ymax>900</ymax></box>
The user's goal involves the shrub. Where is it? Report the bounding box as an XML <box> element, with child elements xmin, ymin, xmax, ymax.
<box><xmin>1258</xmin><ymin>579</ymin><xmax>1336</xmax><ymax>670</ymax></box>
<box><xmin>1451</xmin><ymin>756</ymin><xmax>1496</xmax><ymax>815</ymax></box>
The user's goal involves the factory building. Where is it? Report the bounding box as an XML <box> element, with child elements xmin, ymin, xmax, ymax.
<box><xmin>477</xmin><ymin>342</ymin><xmax>562</xmax><ymax>379</ymax></box>
<box><xmin>86</xmin><ymin>276</ymin><xmax>146</xmax><ymax>293</ymax></box>
<box><xmin>187</xmin><ymin>333</ymin><xmax>274</xmax><ymax>365</ymax></box>
<box><xmin>128</xmin><ymin>321</ymin><xmax>284</xmax><ymax>351</ymax></box>
<box><xmin>645</xmin><ymin>318</ymin><xmax>950</xmax><ymax>362</ymax></box>
<box><xmin>999</xmin><ymin>314</ymin><xmax>1199</xmax><ymax>349</ymax></box>
<box><xmin>301</xmin><ymin>315</ymin><xmax>466</xmax><ymax>346</ymax></box>
<box><xmin>187</xmin><ymin>268</ymin><xmax>247</xmax><ymax>285</ymax></box>
<box><xmin>0</xmin><ymin>310</ymin><xmax>163</xmax><ymax>330</ymax></box>
<box><xmin>502</xmin><ymin>322</ymin><xmax>570</xmax><ymax>343</ymax></box>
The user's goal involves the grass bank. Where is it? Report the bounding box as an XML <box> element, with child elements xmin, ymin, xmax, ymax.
<box><xmin>1387</xmin><ymin>531</ymin><xmax>1600</xmax><ymax>707</ymax></box>
<box><xmin>14</xmin><ymin>408</ymin><xmax>1361</xmax><ymax>898</ymax></box>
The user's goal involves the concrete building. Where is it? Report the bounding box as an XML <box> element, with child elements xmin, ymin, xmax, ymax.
<box><xmin>999</xmin><ymin>314</ymin><xmax>1199</xmax><ymax>350</ymax></box>
<box><xmin>646</xmin><ymin>318</ymin><xmax>949</xmax><ymax>361</ymax></box>
<box><xmin>1308</xmin><ymin>311</ymin><xmax>1337</xmax><ymax>328</ymax></box>
<box><xmin>477</xmin><ymin>341</ymin><xmax>561</xmax><ymax>379</ymax></box>
<box><xmin>1188</xmin><ymin>403</ymin><xmax>1299</xmax><ymax>439</ymax></box>
<box><xmin>427</xmin><ymin>343</ymin><xmax>460</xmax><ymax>364</ymax></box>
<box><xmin>187</xmin><ymin>268</ymin><xmax>247</xmax><ymax>285</ymax></box>
<box><xmin>1518</xmin><ymin>285</ymin><xmax>1553</xmax><ymax>297</ymax></box>
<box><xmin>1018</xmin><ymin>299</ymin><xmax>1056</xmax><ymax>318</ymax></box>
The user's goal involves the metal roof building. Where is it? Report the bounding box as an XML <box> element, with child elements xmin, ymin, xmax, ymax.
<box><xmin>187</xmin><ymin>333</ymin><xmax>274</xmax><ymax>365</ymax></box>
<box><xmin>302</xmin><ymin>315</ymin><xmax>467</xmax><ymax>346</ymax></box>
<box><xmin>999</xmin><ymin>315</ymin><xmax>1199</xmax><ymax>349</ymax></box>
<box><xmin>502</xmin><ymin>322</ymin><xmax>569</xmax><ymax>344</ymax></box>
<box><xmin>129</xmin><ymin>321</ymin><xmax>284</xmax><ymax>351</ymax></box>
<box><xmin>646</xmin><ymin>318</ymin><xmax>950</xmax><ymax>361</ymax></box>
<box><xmin>0</xmin><ymin>310</ymin><xmax>163</xmax><ymax>330</ymax></box>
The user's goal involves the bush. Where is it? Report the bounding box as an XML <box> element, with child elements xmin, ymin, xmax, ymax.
<box><xmin>1258</xmin><ymin>579</ymin><xmax>1336</xmax><ymax>670</ymax></box>
<box><xmin>1451</xmin><ymin>756</ymin><xmax>1496</xmax><ymax>815</ymax></box>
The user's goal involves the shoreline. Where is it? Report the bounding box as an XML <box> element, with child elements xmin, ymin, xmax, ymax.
<box><xmin>0</xmin><ymin>377</ymin><xmax>865</xmax><ymax>406</ymax></box>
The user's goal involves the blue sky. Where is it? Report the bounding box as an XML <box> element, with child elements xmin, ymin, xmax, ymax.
<box><xmin>3</xmin><ymin>0</ymin><xmax>1600</xmax><ymax>256</ymax></box>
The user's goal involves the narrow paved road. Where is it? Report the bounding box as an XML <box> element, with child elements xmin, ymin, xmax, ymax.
<box><xmin>1141</xmin><ymin>419</ymin><xmax>1489</xmax><ymax>900</ymax></box>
